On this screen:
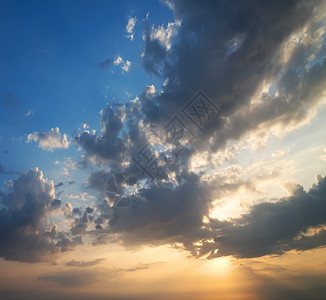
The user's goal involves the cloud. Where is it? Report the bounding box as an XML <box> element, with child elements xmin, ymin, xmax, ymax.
<box><xmin>91</xmin><ymin>173</ymin><xmax>326</xmax><ymax>260</ymax></box>
<box><xmin>75</xmin><ymin>106</ymin><xmax>126</xmax><ymax>163</ymax></box>
<box><xmin>27</xmin><ymin>127</ymin><xmax>69</xmax><ymax>151</ymax></box>
<box><xmin>113</xmin><ymin>56</ymin><xmax>131</xmax><ymax>72</ymax></box>
<box><xmin>70</xmin><ymin>207</ymin><xmax>94</xmax><ymax>236</ymax></box>
<box><xmin>38</xmin><ymin>262</ymin><xmax>157</xmax><ymax>289</ymax></box>
<box><xmin>99</xmin><ymin>55</ymin><xmax>132</xmax><ymax>71</ymax></box>
<box><xmin>126</xmin><ymin>17</ymin><xmax>137</xmax><ymax>41</ymax></box>
<box><xmin>0</xmin><ymin>168</ymin><xmax>82</xmax><ymax>262</ymax></box>
<box><xmin>204</xmin><ymin>175</ymin><xmax>326</xmax><ymax>259</ymax></box>
<box><xmin>66</xmin><ymin>258</ymin><xmax>106</xmax><ymax>267</ymax></box>
<box><xmin>75</xmin><ymin>0</ymin><xmax>326</xmax><ymax>260</ymax></box>
<box><xmin>91</xmin><ymin>173</ymin><xmax>213</xmax><ymax>248</ymax></box>
<box><xmin>122</xmin><ymin>262</ymin><xmax>159</xmax><ymax>272</ymax></box>
<box><xmin>38</xmin><ymin>270</ymin><xmax>102</xmax><ymax>287</ymax></box>
<box><xmin>54</xmin><ymin>182</ymin><xmax>64</xmax><ymax>188</ymax></box>
<box><xmin>121</xmin><ymin>60</ymin><xmax>131</xmax><ymax>72</ymax></box>
<box><xmin>64</xmin><ymin>201</ymin><xmax>73</xmax><ymax>217</ymax></box>
<box><xmin>149</xmin><ymin>20</ymin><xmax>181</xmax><ymax>51</ymax></box>
<box><xmin>114</xmin><ymin>56</ymin><xmax>123</xmax><ymax>65</ymax></box>
<box><xmin>141</xmin><ymin>0</ymin><xmax>326</xmax><ymax>150</ymax></box>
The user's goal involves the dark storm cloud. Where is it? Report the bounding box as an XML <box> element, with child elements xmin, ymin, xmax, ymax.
<box><xmin>0</xmin><ymin>168</ymin><xmax>82</xmax><ymax>262</ymax></box>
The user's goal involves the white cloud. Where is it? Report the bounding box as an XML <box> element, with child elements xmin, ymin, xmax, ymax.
<box><xmin>27</xmin><ymin>127</ymin><xmax>69</xmax><ymax>151</ymax></box>
<box><xmin>113</xmin><ymin>56</ymin><xmax>131</xmax><ymax>72</ymax></box>
<box><xmin>130</xmin><ymin>96</ymin><xmax>139</xmax><ymax>103</ymax></box>
<box><xmin>150</xmin><ymin>20</ymin><xmax>181</xmax><ymax>50</ymax></box>
<box><xmin>145</xmin><ymin>84</ymin><xmax>156</xmax><ymax>96</ymax></box>
<box><xmin>122</xmin><ymin>60</ymin><xmax>131</xmax><ymax>72</ymax></box>
<box><xmin>126</xmin><ymin>17</ymin><xmax>137</xmax><ymax>41</ymax></box>
<box><xmin>114</xmin><ymin>56</ymin><xmax>123</xmax><ymax>65</ymax></box>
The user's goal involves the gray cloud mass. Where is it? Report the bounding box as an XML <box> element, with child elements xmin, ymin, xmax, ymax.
<box><xmin>75</xmin><ymin>0</ymin><xmax>326</xmax><ymax>260</ymax></box>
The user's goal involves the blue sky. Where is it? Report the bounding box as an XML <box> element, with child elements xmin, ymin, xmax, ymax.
<box><xmin>0</xmin><ymin>0</ymin><xmax>172</xmax><ymax>181</ymax></box>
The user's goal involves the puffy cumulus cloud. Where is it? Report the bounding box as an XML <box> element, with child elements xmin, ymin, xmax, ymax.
<box><xmin>27</xmin><ymin>127</ymin><xmax>69</xmax><ymax>151</ymax></box>
<box><xmin>0</xmin><ymin>168</ymin><xmax>81</xmax><ymax>262</ymax></box>
<box><xmin>76</xmin><ymin>0</ymin><xmax>326</xmax><ymax>260</ymax></box>
<box><xmin>126</xmin><ymin>17</ymin><xmax>137</xmax><ymax>41</ymax></box>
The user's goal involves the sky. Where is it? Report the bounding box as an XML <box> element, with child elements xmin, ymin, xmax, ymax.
<box><xmin>0</xmin><ymin>0</ymin><xmax>326</xmax><ymax>299</ymax></box>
